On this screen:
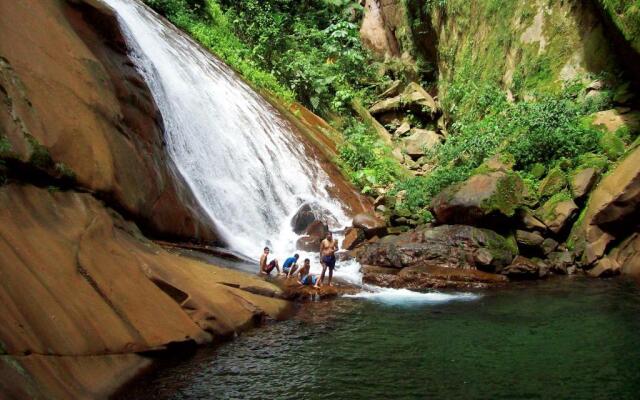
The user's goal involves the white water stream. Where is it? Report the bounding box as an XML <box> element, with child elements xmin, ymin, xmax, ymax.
<box><xmin>102</xmin><ymin>0</ymin><xmax>476</xmax><ymax>304</ymax></box>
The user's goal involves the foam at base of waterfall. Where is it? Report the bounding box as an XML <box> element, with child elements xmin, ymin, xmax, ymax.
<box><xmin>344</xmin><ymin>286</ymin><xmax>482</xmax><ymax>305</ymax></box>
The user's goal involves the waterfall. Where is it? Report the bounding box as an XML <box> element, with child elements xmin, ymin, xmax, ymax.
<box><xmin>102</xmin><ymin>0</ymin><xmax>351</xmax><ymax>265</ymax></box>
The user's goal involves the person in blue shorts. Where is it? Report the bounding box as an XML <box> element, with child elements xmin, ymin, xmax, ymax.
<box><xmin>283</xmin><ymin>254</ymin><xmax>300</xmax><ymax>278</ymax></box>
<box><xmin>319</xmin><ymin>231</ymin><xmax>338</xmax><ymax>286</ymax></box>
<box><xmin>297</xmin><ymin>259</ymin><xmax>320</xmax><ymax>288</ymax></box>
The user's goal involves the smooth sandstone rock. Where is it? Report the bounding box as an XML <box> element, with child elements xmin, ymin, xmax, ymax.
<box><xmin>0</xmin><ymin>184</ymin><xmax>289</xmax><ymax>398</ymax></box>
<box><xmin>0</xmin><ymin>0</ymin><xmax>218</xmax><ymax>242</ymax></box>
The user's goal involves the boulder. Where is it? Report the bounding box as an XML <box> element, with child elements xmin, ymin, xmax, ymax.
<box><xmin>305</xmin><ymin>220</ymin><xmax>329</xmax><ymax>239</ymax></box>
<box><xmin>537</xmin><ymin>197</ymin><xmax>578</xmax><ymax>234</ymax></box>
<box><xmin>342</xmin><ymin>227</ymin><xmax>366</xmax><ymax>250</ymax></box>
<box><xmin>290</xmin><ymin>203</ymin><xmax>335</xmax><ymax>234</ymax></box>
<box><xmin>587</xmin><ymin>257</ymin><xmax>621</xmax><ymax>277</ymax></box>
<box><xmin>296</xmin><ymin>236</ymin><xmax>321</xmax><ymax>252</ymax></box>
<box><xmin>518</xmin><ymin>208</ymin><xmax>547</xmax><ymax>232</ymax></box>
<box><xmin>570</xmin><ymin>167</ymin><xmax>599</xmax><ymax>199</ymax></box>
<box><xmin>538</xmin><ymin>167</ymin><xmax>567</xmax><ymax>198</ymax></box>
<box><xmin>570</xmin><ymin>146</ymin><xmax>640</xmax><ymax>265</ymax></box>
<box><xmin>432</xmin><ymin>171</ymin><xmax>524</xmax><ymax>225</ymax></box>
<box><xmin>361</xmin><ymin>264</ymin><xmax>508</xmax><ymax>290</ymax></box>
<box><xmin>357</xmin><ymin>224</ymin><xmax>517</xmax><ymax>274</ymax></box>
<box><xmin>394</xmin><ymin>121</ymin><xmax>411</xmax><ymax>136</ymax></box>
<box><xmin>353</xmin><ymin>213</ymin><xmax>387</xmax><ymax>237</ymax></box>
<box><xmin>380</xmin><ymin>80</ymin><xmax>403</xmax><ymax>98</ymax></box>
<box><xmin>591</xmin><ymin>109</ymin><xmax>640</xmax><ymax>135</ymax></box>
<box><xmin>369</xmin><ymin>82</ymin><xmax>439</xmax><ymax>117</ymax></box>
<box><xmin>590</xmin><ymin>233</ymin><xmax>640</xmax><ymax>277</ymax></box>
<box><xmin>515</xmin><ymin>230</ymin><xmax>545</xmax><ymax>248</ymax></box>
<box><xmin>541</xmin><ymin>238</ymin><xmax>559</xmax><ymax>255</ymax></box>
<box><xmin>501</xmin><ymin>256</ymin><xmax>544</xmax><ymax>280</ymax></box>
<box><xmin>401</xmin><ymin>129</ymin><xmax>441</xmax><ymax>158</ymax></box>
<box><xmin>548</xmin><ymin>250</ymin><xmax>575</xmax><ymax>274</ymax></box>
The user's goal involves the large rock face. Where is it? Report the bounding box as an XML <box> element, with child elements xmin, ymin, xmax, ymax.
<box><xmin>359</xmin><ymin>0</ymin><xmax>402</xmax><ymax>58</ymax></box>
<box><xmin>357</xmin><ymin>224</ymin><xmax>516</xmax><ymax>288</ymax></box>
<box><xmin>570</xmin><ymin>147</ymin><xmax>640</xmax><ymax>265</ymax></box>
<box><xmin>0</xmin><ymin>184</ymin><xmax>289</xmax><ymax>399</ymax></box>
<box><xmin>432</xmin><ymin>171</ymin><xmax>524</xmax><ymax>226</ymax></box>
<box><xmin>0</xmin><ymin>0</ymin><xmax>218</xmax><ymax>242</ymax></box>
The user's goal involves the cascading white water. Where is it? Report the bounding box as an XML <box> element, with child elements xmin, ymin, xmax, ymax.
<box><xmin>102</xmin><ymin>0</ymin><xmax>479</xmax><ymax>304</ymax></box>
<box><xmin>103</xmin><ymin>0</ymin><xmax>350</xmax><ymax>262</ymax></box>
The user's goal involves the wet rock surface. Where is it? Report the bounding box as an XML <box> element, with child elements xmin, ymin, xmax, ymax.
<box><xmin>356</xmin><ymin>225</ymin><xmax>515</xmax><ymax>288</ymax></box>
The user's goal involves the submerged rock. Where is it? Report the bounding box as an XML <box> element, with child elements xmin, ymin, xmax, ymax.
<box><xmin>501</xmin><ymin>256</ymin><xmax>546</xmax><ymax>280</ymax></box>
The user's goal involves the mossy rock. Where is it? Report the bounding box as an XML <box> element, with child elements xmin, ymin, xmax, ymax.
<box><xmin>535</xmin><ymin>191</ymin><xmax>578</xmax><ymax>234</ymax></box>
<box><xmin>538</xmin><ymin>167</ymin><xmax>567</xmax><ymax>199</ymax></box>
<box><xmin>599</xmin><ymin>131</ymin><xmax>626</xmax><ymax>160</ymax></box>
<box><xmin>432</xmin><ymin>171</ymin><xmax>524</xmax><ymax>225</ymax></box>
<box><xmin>576</xmin><ymin>152</ymin><xmax>609</xmax><ymax>171</ymax></box>
<box><xmin>481</xmin><ymin>172</ymin><xmax>525</xmax><ymax>217</ymax></box>
<box><xmin>530</xmin><ymin>163</ymin><xmax>546</xmax><ymax>179</ymax></box>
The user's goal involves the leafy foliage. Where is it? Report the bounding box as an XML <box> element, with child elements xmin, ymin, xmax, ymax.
<box><xmin>338</xmin><ymin>120</ymin><xmax>403</xmax><ymax>193</ymax></box>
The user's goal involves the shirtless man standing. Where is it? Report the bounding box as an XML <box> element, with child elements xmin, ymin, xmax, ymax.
<box><xmin>259</xmin><ymin>247</ymin><xmax>280</xmax><ymax>275</ymax></box>
<box><xmin>319</xmin><ymin>232</ymin><xmax>338</xmax><ymax>286</ymax></box>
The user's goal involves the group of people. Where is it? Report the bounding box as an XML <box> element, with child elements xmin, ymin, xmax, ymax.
<box><xmin>259</xmin><ymin>232</ymin><xmax>339</xmax><ymax>287</ymax></box>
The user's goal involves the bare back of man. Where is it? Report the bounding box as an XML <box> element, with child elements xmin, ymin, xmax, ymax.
<box><xmin>319</xmin><ymin>232</ymin><xmax>338</xmax><ymax>286</ymax></box>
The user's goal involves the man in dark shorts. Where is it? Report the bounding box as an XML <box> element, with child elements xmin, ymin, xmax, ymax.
<box><xmin>319</xmin><ymin>231</ymin><xmax>338</xmax><ymax>286</ymax></box>
<box><xmin>259</xmin><ymin>247</ymin><xmax>280</xmax><ymax>275</ymax></box>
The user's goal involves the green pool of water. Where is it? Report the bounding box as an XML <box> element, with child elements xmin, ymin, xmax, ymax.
<box><xmin>122</xmin><ymin>277</ymin><xmax>640</xmax><ymax>399</ymax></box>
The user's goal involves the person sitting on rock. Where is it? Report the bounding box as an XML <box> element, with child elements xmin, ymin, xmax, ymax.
<box><xmin>259</xmin><ymin>247</ymin><xmax>280</xmax><ymax>275</ymax></box>
<box><xmin>283</xmin><ymin>253</ymin><xmax>300</xmax><ymax>278</ymax></box>
<box><xmin>297</xmin><ymin>258</ymin><xmax>320</xmax><ymax>288</ymax></box>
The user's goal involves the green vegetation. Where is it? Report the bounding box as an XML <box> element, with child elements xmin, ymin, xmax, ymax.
<box><xmin>144</xmin><ymin>0</ymin><xmax>385</xmax><ymax>114</ymax></box>
<box><xmin>394</xmin><ymin>86</ymin><xmax>608</xmax><ymax>220</ymax></box>
<box><xmin>597</xmin><ymin>0</ymin><xmax>640</xmax><ymax>53</ymax></box>
<box><xmin>146</xmin><ymin>0</ymin><xmax>636</xmax><ymax>226</ymax></box>
<box><xmin>337</xmin><ymin>120</ymin><xmax>404</xmax><ymax>193</ymax></box>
